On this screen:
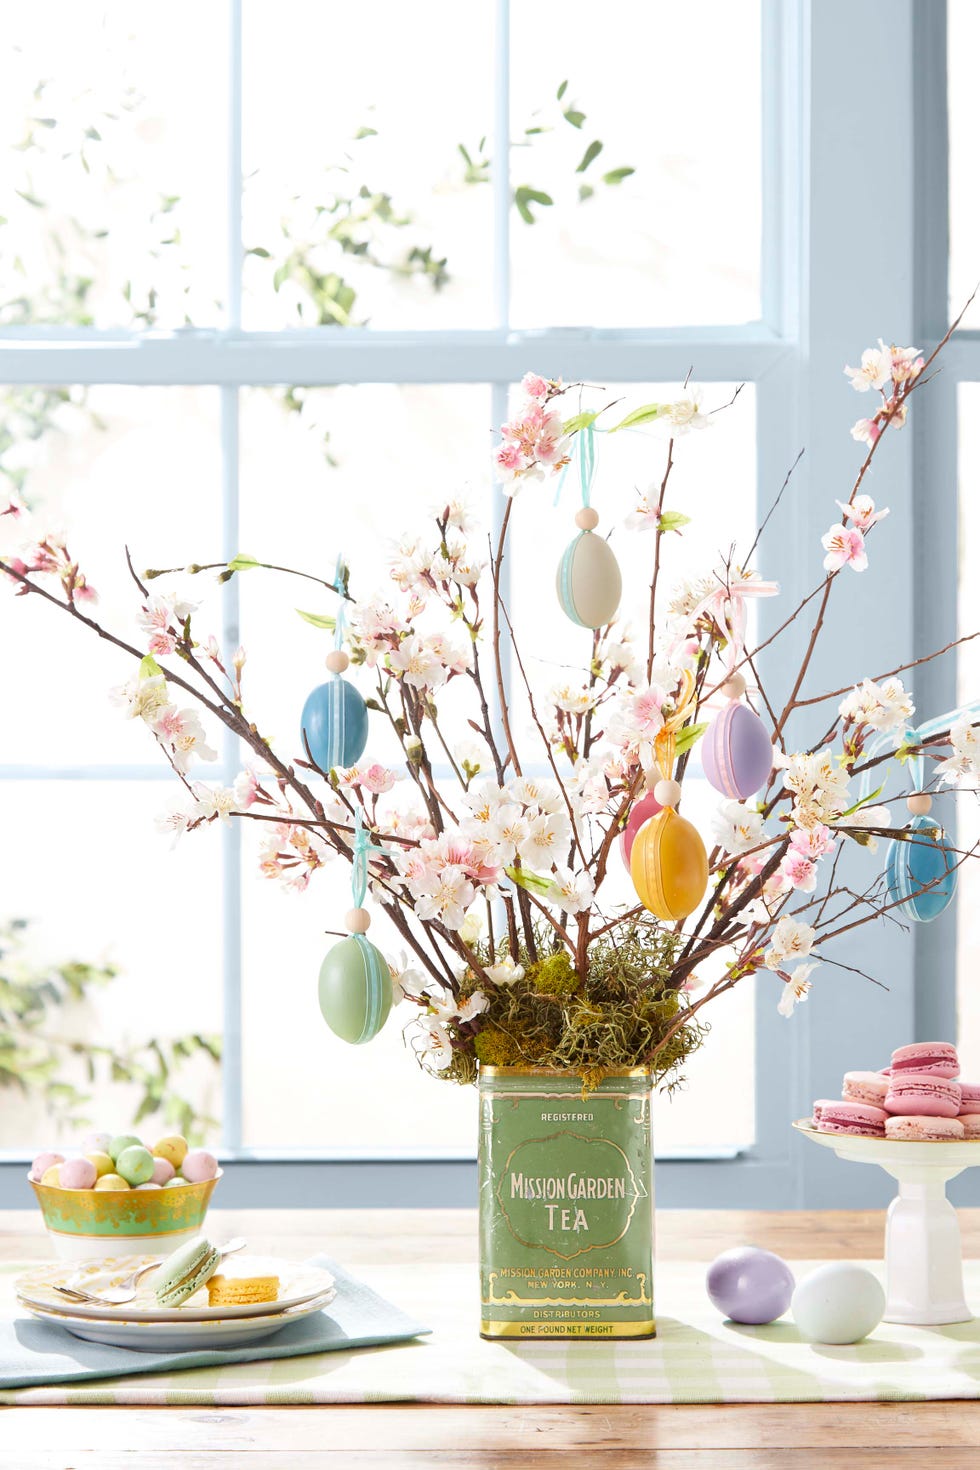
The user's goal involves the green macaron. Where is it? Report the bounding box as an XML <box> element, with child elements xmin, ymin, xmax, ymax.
<box><xmin>153</xmin><ymin>1235</ymin><xmax>222</xmax><ymax>1308</ymax></box>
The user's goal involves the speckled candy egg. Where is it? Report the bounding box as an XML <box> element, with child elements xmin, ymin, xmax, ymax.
<box><xmin>791</xmin><ymin>1263</ymin><xmax>884</xmax><ymax>1344</ymax></box>
<box><xmin>706</xmin><ymin>1247</ymin><xmax>795</xmax><ymax>1324</ymax></box>
<box><xmin>630</xmin><ymin>806</ymin><xmax>708</xmax><ymax>922</ymax></box>
<box><xmin>701</xmin><ymin>700</ymin><xmax>773</xmax><ymax>799</ymax></box>
<box><xmin>885</xmin><ymin>814</ymin><xmax>957</xmax><ymax>922</ymax></box>
<box><xmin>619</xmin><ymin>791</ymin><xmax>663</xmax><ymax>868</ymax></box>
<box><xmin>318</xmin><ymin>935</ymin><xmax>393</xmax><ymax>1045</ymax></box>
<box><xmin>556</xmin><ymin>531</ymin><xmax>622</xmax><ymax>629</ymax></box>
<box><xmin>301</xmin><ymin>677</ymin><xmax>369</xmax><ymax>772</ymax></box>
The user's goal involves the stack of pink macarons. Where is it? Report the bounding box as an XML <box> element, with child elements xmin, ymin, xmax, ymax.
<box><xmin>812</xmin><ymin>1042</ymin><xmax>980</xmax><ymax>1141</ymax></box>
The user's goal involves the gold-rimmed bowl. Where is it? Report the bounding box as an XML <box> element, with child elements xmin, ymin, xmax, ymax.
<box><xmin>29</xmin><ymin>1170</ymin><xmax>222</xmax><ymax>1260</ymax></box>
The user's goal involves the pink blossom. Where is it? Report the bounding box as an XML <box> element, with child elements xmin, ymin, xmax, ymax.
<box><xmin>521</xmin><ymin>372</ymin><xmax>549</xmax><ymax>400</ymax></box>
<box><xmin>850</xmin><ymin>418</ymin><xmax>881</xmax><ymax>446</ymax></box>
<box><xmin>888</xmin><ymin>344</ymin><xmax>924</xmax><ymax>384</ymax></box>
<box><xmin>362</xmin><ymin>763</ymin><xmax>397</xmax><ymax>794</ymax></box>
<box><xmin>776</xmin><ymin>850</ymin><xmax>817</xmax><ymax>893</ymax></box>
<box><xmin>138</xmin><ymin>598</ymin><xmax>173</xmax><ymax>634</ymax></box>
<box><xmin>148</xmin><ymin>630</ymin><xmax>176</xmax><ymax>657</ymax></box>
<box><xmin>73</xmin><ymin>578</ymin><xmax>98</xmax><ymax>605</ymax></box>
<box><xmin>1</xmin><ymin>556</ymin><xmax>29</xmax><ymax>594</ymax></box>
<box><xmin>821</xmin><ymin>523</ymin><xmax>868</xmax><ymax>573</ymax></box>
<box><xmin>789</xmin><ymin>824</ymin><xmax>835</xmax><ymax>859</ymax></box>
<box><xmin>1</xmin><ymin>492</ymin><xmax>26</xmax><ymax>519</ymax></box>
<box><xmin>233</xmin><ymin>767</ymin><xmax>261</xmax><ymax>809</ymax></box>
<box><xmin>22</xmin><ymin>542</ymin><xmax>59</xmax><ymax>574</ymax></box>
<box><xmin>836</xmin><ymin>494</ymin><xmax>888</xmax><ymax>532</ymax></box>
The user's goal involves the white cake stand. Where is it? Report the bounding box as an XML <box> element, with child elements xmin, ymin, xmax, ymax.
<box><xmin>794</xmin><ymin>1120</ymin><xmax>980</xmax><ymax>1325</ymax></box>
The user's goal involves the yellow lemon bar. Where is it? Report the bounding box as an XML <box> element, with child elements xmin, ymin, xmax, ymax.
<box><xmin>206</xmin><ymin>1274</ymin><xmax>280</xmax><ymax>1307</ymax></box>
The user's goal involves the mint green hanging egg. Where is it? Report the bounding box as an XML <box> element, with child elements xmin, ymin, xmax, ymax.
<box><xmin>556</xmin><ymin>530</ymin><xmax>622</xmax><ymax>629</ymax></box>
<box><xmin>318</xmin><ymin>935</ymin><xmax>392</xmax><ymax>1044</ymax></box>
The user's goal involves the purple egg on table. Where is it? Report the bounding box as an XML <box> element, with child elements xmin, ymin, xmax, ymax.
<box><xmin>701</xmin><ymin>701</ymin><xmax>773</xmax><ymax>800</ymax></box>
<box><xmin>706</xmin><ymin>1246</ymin><xmax>795</xmax><ymax>1324</ymax></box>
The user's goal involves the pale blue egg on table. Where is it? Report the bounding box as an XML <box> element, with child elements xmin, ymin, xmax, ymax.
<box><xmin>791</xmin><ymin>1263</ymin><xmax>885</xmax><ymax>1344</ymax></box>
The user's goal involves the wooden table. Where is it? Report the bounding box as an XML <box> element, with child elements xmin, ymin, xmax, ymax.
<box><xmin>3</xmin><ymin>1207</ymin><xmax>980</xmax><ymax>1469</ymax></box>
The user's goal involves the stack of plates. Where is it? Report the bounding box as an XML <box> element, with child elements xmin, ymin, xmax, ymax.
<box><xmin>16</xmin><ymin>1255</ymin><xmax>336</xmax><ymax>1350</ymax></box>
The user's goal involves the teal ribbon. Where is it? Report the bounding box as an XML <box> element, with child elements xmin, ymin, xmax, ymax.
<box><xmin>333</xmin><ymin>553</ymin><xmax>348</xmax><ymax>655</ymax></box>
<box><xmin>349</xmin><ymin>808</ymin><xmax>401</xmax><ymax>909</ymax></box>
<box><xmin>859</xmin><ymin>696</ymin><xmax>980</xmax><ymax>798</ymax></box>
<box><xmin>554</xmin><ymin>423</ymin><xmax>596</xmax><ymax>508</ymax></box>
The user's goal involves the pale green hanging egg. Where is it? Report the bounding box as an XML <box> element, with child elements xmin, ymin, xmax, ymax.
<box><xmin>318</xmin><ymin>935</ymin><xmax>392</xmax><ymax>1044</ymax></box>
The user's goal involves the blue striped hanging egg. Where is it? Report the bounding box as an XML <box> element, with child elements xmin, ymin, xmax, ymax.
<box><xmin>301</xmin><ymin>675</ymin><xmax>369</xmax><ymax>771</ymax></box>
<box><xmin>884</xmin><ymin>814</ymin><xmax>957</xmax><ymax>922</ymax></box>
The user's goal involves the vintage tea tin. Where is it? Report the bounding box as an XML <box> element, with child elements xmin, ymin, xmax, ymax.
<box><xmin>478</xmin><ymin>1067</ymin><xmax>654</xmax><ymax>1339</ymax></box>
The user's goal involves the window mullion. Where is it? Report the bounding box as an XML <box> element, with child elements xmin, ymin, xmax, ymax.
<box><xmin>226</xmin><ymin>0</ymin><xmax>244</xmax><ymax>332</ymax></box>
<box><xmin>492</xmin><ymin>0</ymin><xmax>511</xmax><ymax>332</ymax></box>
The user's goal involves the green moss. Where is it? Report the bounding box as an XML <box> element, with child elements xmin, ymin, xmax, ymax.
<box><xmin>527</xmin><ymin>951</ymin><xmax>579</xmax><ymax>999</ymax></box>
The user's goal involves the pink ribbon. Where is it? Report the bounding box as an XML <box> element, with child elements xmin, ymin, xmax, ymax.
<box><xmin>672</xmin><ymin>574</ymin><xmax>779</xmax><ymax>673</ymax></box>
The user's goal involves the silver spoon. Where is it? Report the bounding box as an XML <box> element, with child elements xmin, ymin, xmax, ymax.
<box><xmin>54</xmin><ymin>1237</ymin><xmax>247</xmax><ymax>1306</ymax></box>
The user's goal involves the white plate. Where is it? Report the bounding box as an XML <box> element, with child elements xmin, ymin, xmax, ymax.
<box><xmin>16</xmin><ymin>1254</ymin><xmax>335</xmax><ymax>1322</ymax></box>
<box><xmin>20</xmin><ymin>1289</ymin><xmax>337</xmax><ymax>1352</ymax></box>
<box><xmin>794</xmin><ymin>1118</ymin><xmax>980</xmax><ymax>1161</ymax></box>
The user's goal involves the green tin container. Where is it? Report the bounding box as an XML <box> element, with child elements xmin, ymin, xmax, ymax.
<box><xmin>479</xmin><ymin>1066</ymin><xmax>654</xmax><ymax>1339</ymax></box>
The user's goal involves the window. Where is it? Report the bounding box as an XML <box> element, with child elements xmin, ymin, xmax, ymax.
<box><xmin>3</xmin><ymin>2</ymin><xmax>965</xmax><ymax>1208</ymax></box>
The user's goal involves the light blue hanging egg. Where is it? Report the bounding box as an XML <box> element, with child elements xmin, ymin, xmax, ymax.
<box><xmin>884</xmin><ymin>814</ymin><xmax>957</xmax><ymax>922</ymax></box>
<box><xmin>318</xmin><ymin>935</ymin><xmax>392</xmax><ymax>1044</ymax></box>
<box><xmin>301</xmin><ymin>676</ymin><xmax>369</xmax><ymax>771</ymax></box>
<box><xmin>556</xmin><ymin>529</ymin><xmax>622</xmax><ymax>629</ymax></box>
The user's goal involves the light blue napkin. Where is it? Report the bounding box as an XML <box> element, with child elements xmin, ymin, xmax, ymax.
<box><xmin>0</xmin><ymin>1255</ymin><xmax>429</xmax><ymax>1390</ymax></box>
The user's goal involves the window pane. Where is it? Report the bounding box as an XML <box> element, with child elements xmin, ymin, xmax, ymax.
<box><xmin>236</xmin><ymin>383</ymin><xmax>493</xmax><ymax>773</ymax></box>
<box><xmin>957</xmin><ymin>385</ymin><xmax>980</xmax><ymax>1073</ymax></box>
<box><xmin>241</xmin><ymin>1</ymin><xmax>494</xmax><ymax>330</ymax></box>
<box><xmin>0</xmin><ymin>386</ymin><xmax>222</xmax><ymax>766</ymax></box>
<box><xmin>0</xmin><ymin>782</ymin><xmax>223</xmax><ymax>1152</ymax></box>
<box><xmin>509</xmin><ymin>0</ymin><xmax>761</xmax><ymax>328</ymax></box>
<box><xmin>948</xmin><ymin>2</ymin><xmax>980</xmax><ymax>329</ymax></box>
<box><xmin>0</xmin><ymin>3</ymin><xmax>227</xmax><ymax>328</ymax></box>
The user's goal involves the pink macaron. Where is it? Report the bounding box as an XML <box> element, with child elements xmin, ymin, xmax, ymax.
<box><xmin>958</xmin><ymin>1082</ymin><xmax>980</xmax><ymax>1114</ymax></box>
<box><xmin>813</xmin><ymin>1100</ymin><xmax>887</xmax><ymax>1137</ymax></box>
<box><xmin>959</xmin><ymin>1114</ymin><xmax>980</xmax><ymax>1139</ymax></box>
<box><xmin>890</xmin><ymin>1042</ymin><xmax>959</xmax><ymax>1079</ymax></box>
<box><xmin>885</xmin><ymin>1115</ymin><xmax>965</xmax><ymax>1141</ymax></box>
<box><xmin>885</xmin><ymin>1075</ymin><xmax>961</xmax><ymax>1118</ymax></box>
<box><xmin>842</xmin><ymin>1071</ymin><xmax>889</xmax><ymax>1107</ymax></box>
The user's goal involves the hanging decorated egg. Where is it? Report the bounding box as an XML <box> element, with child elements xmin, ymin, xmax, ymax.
<box><xmin>630</xmin><ymin>804</ymin><xmax>708</xmax><ymax>922</ymax></box>
<box><xmin>702</xmin><ymin>700</ymin><xmax>772</xmax><ymax>800</ymax></box>
<box><xmin>556</xmin><ymin>509</ymin><xmax>622</xmax><ymax>629</ymax></box>
<box><xmin>619</xmin><ymin>790</ymin><xmax>663</xmax><ymax>868</ymax></box>
<box><xmin>318</xmin><ymin>931</ymin><xmax>392</xmax><ymax>1045</ymax></box>
<box><xmin>884</xmin><ymin>811</ymin><xmax>957</xmax><ymax>923</ymax></box>
<box><xmin>300</xmin><ymin>651</ymin><xmax>369</xmax><ymax>771</ymax></box>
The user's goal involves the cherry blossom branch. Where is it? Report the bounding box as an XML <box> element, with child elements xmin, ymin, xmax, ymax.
<box><xmin>144</xmin><ymin>558</ymin><xmax>348</xmax><ymax>597</ymax></box>
<box><xmin>790</xmin><ymin>630</ymin><xmax>980</xmax><ymax>709</ymax></box>
<box><xmin>490</xmin><ymin>498</ymin><xmax>521</xmax><ymax>777</ymax></box>
<box><xmin>645</xmin><ymin>438</ymin><xmax>675</xmax><ymax>681</ymax></box>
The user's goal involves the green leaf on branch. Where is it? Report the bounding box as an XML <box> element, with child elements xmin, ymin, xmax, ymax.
<box><xmin>561</xmin><ymin>410</ymin><xmax>599</xmax><ymax>435</ymax></box>
<box><xmin>578</xmin><ymin>184</ymin><xmax>594</xmax><ymax>202</ymax></box>
<box><xmin>576</xmin><ymin>140</ymin><xmax>604</xmax><ymax>173</ymax></box>
<box><xmin>609</xmin><ymin>403</ymin><xmax>663</xmax><ymax>432</ymax></box>
<box><xmin>563</xmin><ymin>109</ymin><xmax>586</xmax><ymax>129</ymax></box>
<box><xmin>296</xmin><ymin>608</ymin><xmax>337</xmax><ymax>630</ymax></box>
<box><xmin>138</xmin><ymin>655</ymin><xmax>163</xmax><ymax>681</ymax></box>
<box><xmin>674</xmin><ymin>722</ymin><xmax>709</xmax><ymax>755</ymax></box>
<box><xmin>602</xmin><ymin>167</ymin><xmax>636</xmax><ymax>185</ymax></box>
<box><xmin>657</xmin><ymin>510</ymin><xmax>691</xmax><ymax>534</ymax></box>
<box><xmin>354</xmin><ymin>126</ymin><xmax>378</xmax><ymax>139</ymax></box>
<box><xmin>557</xmin><ymin>80</ymin><xmax>569</xmax><ymax>101</ymax></box>
<box><xmin>505</xmin><ymin>865</ymin><xmax>555</xmax><ymax>896</ymax></box>
<box><xmin>839</xmin><ymin>784</ymin><xmax>884</xmax><ymax>820</ymax></box>
<box><xmin>246</xmin><ymin>246</ymin><xmax>271</xmax><ymax>258</ymax></box>
<box><xmin>227</xmin><ymin>553</ymin><xmax>260</xmax><ymax>572</ymax></box>
<box><xmin>514</xmin><ymin>186</ymin><xmax>554</xmax><ymax>224</ymax></box>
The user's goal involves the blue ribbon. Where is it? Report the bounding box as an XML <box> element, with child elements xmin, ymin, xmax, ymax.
<box><xmin>554</xmin><ymin>423</ymin><xmax>596</xmax><ymax>508</ymax></box>
<box><xmin>859</xmin><ymin>696</ymin><xmax>980</xmax><ymax>798</ymax></box>
<box><xmin>333</xmin><ymin>553</ymin><xmax>348</xmax><ymax>654</ymax></box>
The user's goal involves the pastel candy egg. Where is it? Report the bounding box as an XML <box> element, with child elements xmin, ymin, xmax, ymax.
<box><xmin>151</xmin><ymin>1156</ymin><xmax>176</xmax><ymax>1186</ymax></box>
<box><xmin>85</xmin><ymin>1151</ymin><xmax>115</xmax><ymax>1179</ymax></box>
<box><xmin>301</xmin><ymin>677</ymin><xmax>369</xmax><ymax>771</ymax></box>
<box><xmin>701</xmin><ymin>701</ymin><xmax>773</xmax><ymax>799</ymax></box>
<box><xmin>30</xmin><ymin>1151</ymin><xmax>64</xmax><ymax>1182</ymax></box>
<box><xmin>791</xmin><ymin>1263</ymin><xmax>884</xmax><ymax>1344</ymax></box>
<box><xmin>81</xmin><ymin>1132</ymin><xmax>112</xmax><ymax>1155</ymax></box>
<box><xmin>135</xmin><ymin>1182</ymin><xmax>161</xmax><ymax>1190</ymax></box>
<box><xmin>60</xmin><ymin>1157</ymin><xmax>98</xmax><ymax>1190</ymax></box>
<box><xmin>885</xmin><ymin>815</ymin><xmax>957</xmax><ymax>922</ymax></box>
<box><xmin>116</xmin><ymin>1145</ymin><xmax>155</xmax><ymax>1186</ymax></box>
<box><xmin>165</xmin><ymin>1176</ymin><xmax>189</xmax><ymax>1188</ymax></box>
<box><xmin>108</xmin><ymin>1134</ymin><xmax>142</xmax><ymax>1163</ymax></box>
<box><xmin>556</xmin><ymin>530</ymin><xmax>622</xmax><ymax>629</ymax></box>
<box><xmin>319</xmin><ymin>935</ymin><xmax>393</xmax><ymax>1045</ymax></box>
<box><xmin>181</xmin><ymin>1149</ymin><xmax>219</xmax><ymax>1183</ymax></box>
<box><xmin>630</xmin><ymin>806</ymin><xmax>708</xmax><ymax>922</ymax></box>
<box><xmin>619</xmin><ymin>791</ymin><xmax>663</xmax><ymax>868</ymax></box>
<box><xmin>95</xmin><ymin>1173</ymin><xmax>130</xmax><ymax>1191</ymax></box>
<box><xmin>39</xmin><ymin>1164</ymin><xmax>62</xmax><ymax>1187</ymax></box>
<box><xmin>152</xmin><ymin>1135</ymin><xmax>188</xmax><ymax>1169</ymax></box>
<box><xmin>706</xmin><ymin>1247</ymin><xmax>795</xmax><ymax>1324</ymax></box>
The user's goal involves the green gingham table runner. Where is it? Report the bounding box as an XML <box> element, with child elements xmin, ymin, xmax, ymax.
<box><xmin>4</xmin><ymin>1258</ymin><xmax>980</xmax><ymax>1404</ymax></box>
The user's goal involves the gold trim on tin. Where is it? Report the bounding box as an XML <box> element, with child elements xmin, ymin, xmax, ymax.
<box><xmin>484</xmin><ymin>1270</ymin><xmax>652</xmax><ymax>1309</ymax></box>
<box><xmin>479</xmin><ymin>1066</ymin><xmax>651</xmax><ymax>1080</ymax></box>
<box><xmin>481</xmin><ymin>1318</ymin><xmax>656</xmax><ymax>1339</ymax></box>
